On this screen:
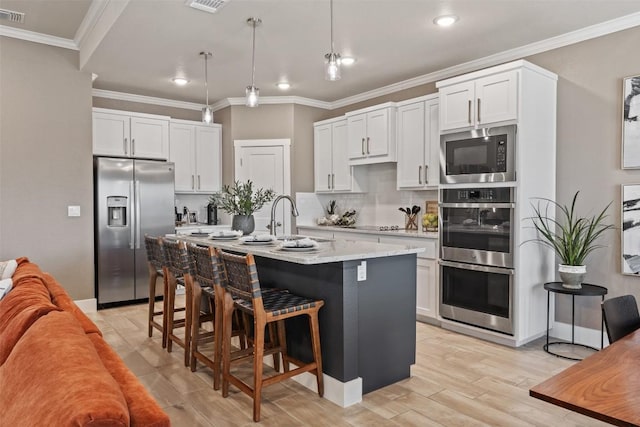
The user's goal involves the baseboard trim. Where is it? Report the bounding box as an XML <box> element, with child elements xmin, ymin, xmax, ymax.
<box><xmin>74</xmin><ymin>298</ymin><xmax>97</xmax><ymax>313</ymax></box>
<box><xmin>550</xmin><ymin>321</ymin><xmax>609</xmax><ymax>348</ymax></box>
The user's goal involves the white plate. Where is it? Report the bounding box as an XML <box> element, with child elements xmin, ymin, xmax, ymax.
<box><xmin>242</xmin><ymin>240</ymin><xmax>275</xmax><ymax>246</ymax></box>
<box><xmin>279</xmin><ymin>246</ymin><xmax>318</xmax><ymax>252</ymax></box>
<box><xmin>210</xmin><ymin>235</ymin><xmax>240</xmax><ymax>240</ymax></box>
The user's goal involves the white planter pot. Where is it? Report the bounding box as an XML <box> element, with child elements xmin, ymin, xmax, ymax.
<box><xmin>558</xmin><ymin>264</ymin><xmax>586</xmax><ymax>289</ymax></box>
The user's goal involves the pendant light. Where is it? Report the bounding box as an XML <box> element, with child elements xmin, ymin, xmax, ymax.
<box><xmin>200</xmin><ymin>51</ymin><xmax>213</xmax><ymax>123</ymax></box>
<box><xmin>246</xmin><ymin>17</ymin><xmax>261</xmax><ymax>107</ymax></box>
<box><xmin>324</xmin><ymin>0</ymin><xmax>341</xmax><ymax>81</ymax></box>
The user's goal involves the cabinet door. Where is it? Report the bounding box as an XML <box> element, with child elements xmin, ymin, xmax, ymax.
<box><xmin>331</xmin><ymin>120</ymin><xmax>351</xmax><ymax>191</ymax></box>
<box><xmin>169</xmin><ymin>123</ymin><xmax>196</xmax><ymax>192</ymax></box>
<box><xmin>365</xmin><ymin>109</ymin><xmax>389</xmax><ymax>157</ymax></box>
<box><xmin>476</xmin><ymin>71</ymin><xmax>518</xmax><ymax>125</ymax></box>
<box><xmin>93</xmin><ymin>112</ymin><xmax>129</xmax><ymax>157</ymax></box>
<box><xmin>417</xmin><ymin>258</ymin><xmax>437</xmax><ymax>319</ymax></box>
<box><xmin>347</xmin><ymin>113</ymin><xmax>367</xmax><ymax>160</ymax></box>
<box><xmin>130</xmin><ymin>116</ymin><xmax>169</xmax><ymax>160</ymax></box>
<box><xmin>397</xmin><ymin>102</ymin><xmax>425</xmax><ymax>188</ymax></box>
<box><xmin>424</xmin><ymin>100</ymin><xmax>440</xmax><ymax>187</ymax></box>
<box><xmin>439</xmin><ymin>81</ymin><xmax>475</xmax><ymax>131</ymax></box>
<box><xmin>314</xmin><ymin>124</ymin><xmax>333</xmax><ymax>192</ymax></box>
<box><xmin>195</xmin><ymin>126</ymin><xmax>222</xmax><ymax>193</ymax></box>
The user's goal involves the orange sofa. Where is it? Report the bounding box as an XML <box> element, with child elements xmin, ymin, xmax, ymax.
<box><xmin>0</xmin><ymin>258</ymin><xmax>170</xmax><ymax>426</ymax></box>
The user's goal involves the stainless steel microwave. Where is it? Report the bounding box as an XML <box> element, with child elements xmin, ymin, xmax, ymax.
<box><xmin>440</xmin><ymin>125</ymin><xmax>516</xmax><ymax>184</ymax></box>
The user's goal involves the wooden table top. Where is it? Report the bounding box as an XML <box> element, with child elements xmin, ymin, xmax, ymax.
<box><xmin>530</xmin><ymin>329</ymin><xmax>640</xmax><ymax>426</ymax></box>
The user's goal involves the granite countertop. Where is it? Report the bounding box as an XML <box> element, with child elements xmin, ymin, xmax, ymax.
<box><xmin>297</xmin><ymin>224</ymin><xmax>438</xmax><ymax>240</ymax></box>
<box><xmin>169</xmin><ymin>234</ymin><xmax>425</xmax><ymax>265</ymax></box>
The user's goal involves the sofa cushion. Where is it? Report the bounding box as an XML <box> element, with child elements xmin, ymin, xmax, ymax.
<box><xmin>43</xmin><ymin>273</ymin><xmax>102</xmax><ymax>336</ymax></box>
<box><xmin>0</xmin><ymin>304</ymin><xmax>60</xmax><ymax>365</ymax></box>
<box><xmin>87</xmin><ymin>333</ymin><xmax>171</xmax><ymax>427</ymax></box>
<box><xmin>0</xmin><ymin>311</ymin><xmax>130</xmax><ymax>427</ymax></box>
<box><xmin>0</xmin><ymin>274</ymin><xmax>58</xmax><ymax>336</ymax></box>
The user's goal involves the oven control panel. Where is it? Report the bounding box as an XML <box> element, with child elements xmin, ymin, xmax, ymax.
<box><xmin>442</xmin><ymin>187</ymin><xmax>513</xmax><ymax>203</ymax></box>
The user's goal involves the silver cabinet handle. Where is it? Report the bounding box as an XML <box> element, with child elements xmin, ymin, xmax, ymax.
<box><xmin>424</xmin><ymin>165</ymin><xmax>428</xmax><ymax>184</ymax></box>
<box><xmin>132</xmin><ymin>138</ymin><xmax>135</xmax><ymax>155</ymax></box>
<box><xmin>328</xmin><ymin>174</ymin><xmax>331</xmax><ymax>189</ymax></box>
<box><xmin>477</xmin><ymin>98</ymin><xmax>481</xmax><ymax>123</ymax></box>
<box><xmin>361</xmin><ymin>138</ymin><xmax>365</xmax><ymax>155</ymax></box>
<box><xmin>418</xmin><ymin>166</ymin><xmax>422</xmax><ymax>184</ymax></box>
<box><xmin>198</xmin><ymin>175</ymin><xmax>201</xmax><ymax>189</ymax></box>
<box><xmin>124</xmin><ymin>138</ymin><xmax>128</xmax><ymax>155</ymax></box>
<box><xmin>366</xmin><ymin>137</ymin><xmax>370</xmax><ymax>154</ymax></box>
<box><xmin>332</xmin><ymin>173</ymin><xmax>335</xmax><ymax>189</ymax></box>
<box><xmin>468</xmin><ymin>100</ymin><xmax>472</xmax><ymax>124</ymax></box>
<box><xmin>191</xmin><ymin>175</ymin><xmax>195</xmax><ymax>190</ymax></box>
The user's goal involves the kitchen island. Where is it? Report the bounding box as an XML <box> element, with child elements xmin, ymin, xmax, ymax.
<box><xmin>173</xmin><ymin>235</ymin><xmax>423</xmax><ymax>407</ymax></box>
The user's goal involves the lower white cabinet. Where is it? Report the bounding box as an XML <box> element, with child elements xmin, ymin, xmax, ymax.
<box><xmin>170</xmin><ymin>120</ymin><xmax>222</xmax><ymax>193</ymax></box>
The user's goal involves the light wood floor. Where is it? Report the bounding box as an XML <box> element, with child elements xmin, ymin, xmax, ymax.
<box><xmin>88</xmin><ymin>301</ymin><xmax>608</xmax><ymax>426</ymax></box>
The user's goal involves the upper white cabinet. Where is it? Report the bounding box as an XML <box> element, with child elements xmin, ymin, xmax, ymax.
<box><xmin>92</xmin><ymin>108</ymin><xmax>169</xmax><ymax>159</ymax></box>
<box><xmin>346</xmin><ymin>103</ymin><xmax>397</xmax><ymax>165</ymax></box>
<box><xmin>438</xmin><ymin>70</ymin><xmax>518</xmax><ymax>132</ymax></box>
<box><xmin>314</xmin><ymin>117</ymin><xmax>365</xmax><ymax>193</ymax></box>
<box><xmin>170</xmin><ymin>120</ymin><xmax>222</xmax><ymax>193</ymax></box>
<box><xmin>396</xmin><ymin>95</ymin><xmax>439</xmax><ymax>189</ymax></box>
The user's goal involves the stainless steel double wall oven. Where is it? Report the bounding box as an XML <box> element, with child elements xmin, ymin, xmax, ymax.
<box><xmin>439</xmin><ymin>125</ymin><xmax>517</xmax><ymax>335</ymax></box>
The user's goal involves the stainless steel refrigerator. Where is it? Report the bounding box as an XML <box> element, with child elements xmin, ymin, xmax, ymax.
<box><xmin>94</xmin><ymin>157</ymin><xmax>175</xmax><ymax>305</ymax></box>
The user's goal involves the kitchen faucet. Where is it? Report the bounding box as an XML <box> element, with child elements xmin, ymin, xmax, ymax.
<box><xmin>269</xmin><ymin>195</ymin><xmax>299</xmax><ymax>236</ymax></box>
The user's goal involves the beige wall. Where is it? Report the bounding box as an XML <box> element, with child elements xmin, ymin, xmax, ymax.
<box><xmin>292</xmin><ymin>104</ymin><xmax>328</xmax><ymax>194</ymax></box>
<box><xmin>0</xmin><ymin>37</ymin><xmax>94</xmax><ymax>299</ymax></box>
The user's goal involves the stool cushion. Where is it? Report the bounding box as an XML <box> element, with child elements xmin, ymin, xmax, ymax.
<box><xmin>235</xmin><ymin>289</ymin><xmax>318</xmax><ymax>316</ymax></box>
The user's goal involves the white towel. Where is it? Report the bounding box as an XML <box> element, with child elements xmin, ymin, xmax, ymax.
<box><xmin>0</xmin><ymin>259</ymin><xmax>17</xmax><ymax>280</ymax></box>
<box><xmin>0</xmin><ymin>278</ymin><xmax>13</xmax><ymax>300</ymax></box>
<box><xmin>210</xmin><ymin>230</ymin><xmax>243</xmax><ymax>238</ymax></box>
<box><xmin>241</xmin><ymin>234</ymin><xmax>276</xmax><ymax>243</ymax></box>
<box><xmin>281</xmin><ymin>238</ymin><xmax>318</xmax><ymax>248</ymax></box>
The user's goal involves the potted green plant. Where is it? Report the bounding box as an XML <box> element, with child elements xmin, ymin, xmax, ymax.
<box><xmin>530</xmin><ymin>191</ymin><xmax>614</xmax><ymax>288</ymax></box>
<box><xmin>209</xmin><ymin>180</ymin><xmax>275</xmax><ymax>235</ymax></box>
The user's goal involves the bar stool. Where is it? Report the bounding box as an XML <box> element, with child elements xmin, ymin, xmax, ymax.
<box><xmin>218</xmin><ymin>250</ymin><xmax>324</xmax><ymax>422</ymax></box>
<box><xmin>161</xmin><ymin>239</ymin><xmax>192</xmax><ymax>366</ymax></box>
<box><xmin>144</xmin><ymin>235</ymin><xmax>169</xmax><ymax>348</ymax></box>
<box><xmin>185</xmin><ymin>244</ymin><xmax>246</xmax><ymax>389</ymax></box>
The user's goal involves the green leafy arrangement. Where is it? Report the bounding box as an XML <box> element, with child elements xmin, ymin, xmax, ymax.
<box><xmin>209</xmin><ymin>180</ymin><xmax>275</xmax><ymax>216</ymax></box>
<box><xmin>529</xmin><ymin>191</ymin><xmax>614</xmax><ymax>266</ymax></box>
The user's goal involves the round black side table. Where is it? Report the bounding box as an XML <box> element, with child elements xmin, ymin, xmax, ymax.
<box><xmin>543</xmin><ymin>282</ymin><xmax>608</xmax><ymax>361</ymax></box>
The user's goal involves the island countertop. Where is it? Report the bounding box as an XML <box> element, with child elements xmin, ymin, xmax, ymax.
<box><xmin>168</xmin><ymin>234</ymin><xmax>425</xmax><ymax>265</ymax></box>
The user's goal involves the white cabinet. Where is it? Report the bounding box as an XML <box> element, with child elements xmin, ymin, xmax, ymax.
<box><xmin>438</xmin><ymin>70</ymin><xmax>518</xmax><ymax>132</ymax></box>
<box><xmin>346</xmin><ymin>103</ymin><xmax>397</xmax><ymax>165</ymax></box>
<box><xmin>314</xmin><ymin>118</ymin><xmax>364</xmax><ymax>193</ymax></box>
<box><xmin>396</xmin><ymin>96</ymin><xmax>439</xmax><ymax>189</ymax></box>
<box><xmin>92</xmin><ymin>108</ymin><xmax>169</xmax><ymax>159</ymax></box>
<box><xmin>170</xmin><ymin>120</ymin><xmax>222</xmax><ymax>194</ymax></box>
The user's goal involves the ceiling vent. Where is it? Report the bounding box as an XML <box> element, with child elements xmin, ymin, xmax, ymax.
<box><xmin>0</xmin><ymin>8</ymin><xmax>25</xmax><ymax>24</ymax></box>
<box><xmin>186</xmin><ymin>0</ymin><xmax>231</xmax><ymax>14</ymax></box>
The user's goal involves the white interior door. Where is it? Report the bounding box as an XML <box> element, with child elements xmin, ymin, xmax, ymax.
<box><xmin>234</xmin><ymin>139</ymin><xmax>291</xmax><ymax>235</ymax></box>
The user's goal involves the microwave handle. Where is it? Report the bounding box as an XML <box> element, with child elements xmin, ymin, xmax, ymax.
<box><xmin>439</xmin><ymin>259</ymin><xmax>514</xmax><ymax>275</ymax></box>
<box><xmin>440</xmin><ymin>202</ymin><xmax>515</xmax><ymax>209</ymax></box>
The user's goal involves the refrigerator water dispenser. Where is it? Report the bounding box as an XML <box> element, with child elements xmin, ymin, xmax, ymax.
<box><xmin>107</xmin><ymin>196</ymin><xmax>127</xmax><ymax>227</ymax></box>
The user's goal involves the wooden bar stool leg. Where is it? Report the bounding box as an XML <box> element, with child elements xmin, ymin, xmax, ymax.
<box><xmin>277</xmin><ymin>320</ymin><xmax>289</xmax><ymax>373</ymax></box>
<box><xmin>221</xmin><ymin>293</ymin><xmax>235</xmax><ymax>398</ymax></box>
<box><xmin>213</xmin><ymin>290</ymin><xmax>223</xmax><ymax>390</ymax></box>
<box><xmin>253</xmin><ymin>317</ymin><xmax>266</xmax><ymax>423</ymax></box>
<box><xmin>166</xmin><ymin>275</ymin><xmax>176</xmax><ymax>353</ymax></box>
<box><xmin>148</xmin><ymin>270</ymin><xmax>157</xmax><ymax>338</ymax></box>
<box><xmin>309</xmin><ymin>311</ymin><xmax>324</xmax><ymax>397</ymax></box>
<box><xmin>184</xmin><ymin>281</ymin><xmax>193</xmax><ymax>367</ymax></box>
<box><xmin>161</xmin><ymin>275</ymin><xmax>169</xmax><ymax>348</ymax></box>
<box><xmin>268</xmin><ymin>323</ymin><xmax>280</xmax><ymax>372</ymax></box>
<box><xmin>190</xmin><ymin>285</ymin><xmax>202</xmax><ymax>372</ymax></box>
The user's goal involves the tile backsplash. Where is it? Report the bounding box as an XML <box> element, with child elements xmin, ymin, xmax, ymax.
<box><xmin>296</xmin><ymin>163</ymin><xmax>437</xmax><ymax>227</ymax></box>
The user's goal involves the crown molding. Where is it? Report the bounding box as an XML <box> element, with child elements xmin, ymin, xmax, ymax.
<box><xmin>224</xmin><ymin>96</ymin><xmax>332</xmax><ymax>109</ymax></box>
<box><xmin>0</xmin><ymin>25</ymin><xmax>77</xmax><ymax>50</ymax></box>
<box><xmin>78</xmin><ymin>0</ymin><xmax>130</xmax><ymax>69</ymax></box>
<box><xmin>92</xmin><ymin>89</ymin><xmax>203</xmax><ymax>110</ymax></box>
<box><xmin>74</xmin><ymin>0</ymin><xmax>109</xmax><ymax>50</ymax></box>
<box><xmin>331</xmin><ymin>11</ymin><xmax>640</xmax><ymax>109</ymax></box>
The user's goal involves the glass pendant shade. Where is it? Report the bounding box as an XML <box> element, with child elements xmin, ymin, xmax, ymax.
<box><xmin>202</xmin><ymin>105</ymin><xmax>213</xmax><ymax>123</ymax></box>
<box><xmin>246</xmin><ymin>85</ymin><xmax>259</xmax><ymax>107</ymax></box>
<box><xmin>325</xmin><ymin>52</ymin><xmax>341</xmax><ymax>81</ymax></box>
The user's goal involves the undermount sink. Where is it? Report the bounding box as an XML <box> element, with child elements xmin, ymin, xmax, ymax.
<box><xmin>276</xmin><ymin>235</ymin><xmax>333</xmax><ymax>243</ymax></box>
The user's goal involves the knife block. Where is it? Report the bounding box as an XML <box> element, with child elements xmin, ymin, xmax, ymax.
<box><xmin>405</xmin><ymin>213</ymin><xmax>418</xmax><ymax>230</ymax></box>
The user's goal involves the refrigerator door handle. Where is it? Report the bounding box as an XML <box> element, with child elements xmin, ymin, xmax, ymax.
<box><xmin>129</xmin><ymin>181</ymin><xmax>135</xmax><ymax>249</ymax></box>
<box><xmin>135</xmin><ymin>180</ymin><xmax>141</xmax><ymax>249</ymax></box>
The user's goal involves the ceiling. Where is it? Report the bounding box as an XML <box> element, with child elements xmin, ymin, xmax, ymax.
<box><xmin>2</xmin><ymin>0</ymin><xmax>640</xmax><ymax>107</ymax></box>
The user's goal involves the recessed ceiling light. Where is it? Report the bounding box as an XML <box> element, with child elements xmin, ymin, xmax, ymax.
<box><xmin>434</xmin><ymin>15</ymin><xmax>458</xmax><ymax>27</ymax></box>
<box><xmin>172</xmin><ymin>77</ymin><xmax>189</xmax><ymax>86</ymax></box>
<box><xmin>276</xmin><ymin>82</ymin><xmax>291</xmax><ymax>90</ymax></box>
<box><xmin>340</xmin><ymin>57</ymin><xmax>356</xmax><ymax>66</ymax></box>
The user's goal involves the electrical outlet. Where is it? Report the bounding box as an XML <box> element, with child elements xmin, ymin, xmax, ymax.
<box><xmin>357</xmin><ymin>261</ymin><xmax>367</xmax><ymax>281</ymax></box>
<box><xmin>67</xmin><ymin>205</ymin><xmax>81</xmax><ymax>217</ymax></box>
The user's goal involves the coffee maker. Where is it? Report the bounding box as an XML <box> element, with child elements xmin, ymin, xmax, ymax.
<box><xmin>206</xmin><ymin>203</ymin><xmax>218</xmax><ymax>225</ymax></box>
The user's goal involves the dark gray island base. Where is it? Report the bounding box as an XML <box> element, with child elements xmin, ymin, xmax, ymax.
<box><xmin>173</xmin><ymin>235</ymin><xmax>421</xmax><ymax>406</ymax></box>
<box><xmin>255</xmin><ymin>254</ymin><xmax>417</xmax><ymax>398</ymax></box>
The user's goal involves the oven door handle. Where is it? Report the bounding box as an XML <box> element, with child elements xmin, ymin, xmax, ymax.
<box><xmin>439</xmin><ymin>202</ymin><xmax>515</xmax><ymax>209</ymax></box>
<box><xmin>439</xmin><ymin>259</ymin><xmax>514</xmax><ymax>275</ymax></box>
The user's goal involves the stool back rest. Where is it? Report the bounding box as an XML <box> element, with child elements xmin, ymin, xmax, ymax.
<box><xmin>186</xmin><ymin>244</ymin><xmax>220</xmax><ymax>290</ymax></box>
<box><xmin>218</xmin><ymin>250</ymin><xmax>264</xmax><ymax>312</ymax></box>
<box><xmin>602</xmin><ymin>294</ymin><xmax>640</xmax><ymax>343</ymax></box>
<box><xmin>161</xmin><ymin>239</ymin><xmax>190</xmax><ymax>279</ymax></box>
<box><xmin>144</xmin><ymin>235</ymin><xmax>165</xmax><ymax>271</ymax></box>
